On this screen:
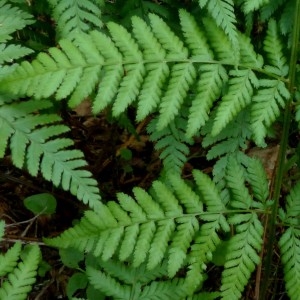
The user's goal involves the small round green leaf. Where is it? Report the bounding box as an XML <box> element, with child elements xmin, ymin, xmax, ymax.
<box><xmin>23</xmin><ymin>193</ymin><xmax>57</xmax><ymax>215</ymax></box>
<box><xmin>59</xmin><ymin>247</ymin><xmax>84</xmax><ymax>268</ymax></box>
<box><xmin>66</xmin><ymin>272</ymin><xmax>88</xmax><ymax>299</ymax></box>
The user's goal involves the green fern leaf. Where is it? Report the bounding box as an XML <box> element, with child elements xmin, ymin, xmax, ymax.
<box><xmin>246</xmin><ymin>157</ymin><xmax>269</xmax><ymax>203</ymax></box>
<box><xmin>107</xmin><ymin>22</ymin><xmax>145</xmax><ymax>117</ymax></box>
<box><xmin>0</xmin><ymin>0</ymin><xmax>34</xmax><ymax>43</ymax></box>
<box><xmin>202</xmin><ymin>17</ymin><xmax>236</xmax><ymax>63</ymax></box>
<box><xmin>139</xmin><ymin>279</ymin><xmax>187</xmax><ymax>299</ymax></box>
<box><xmin>0</xmin><ymin>99</ymin><xmax>101</xmax><ymax>209</ymax></box>
<box><xmin>148</xmin><ymin>116</ymin><xmax>193</xmax><ymax>173</ymax></box>
<box><xmin>264</xmin><ymin>19</ymin><xmax>289</xmax><ymax>76</ymax></box>
<box><xmin>238</xmin><ymin>33</ymin><xmax>264</xmax><ymax>68</ymax></box>
<box><xmin>0</xmin><ymin>242</ymin><xmax>22</xmax><ymax>277</ymax></box>
<box><xmin>186</xmin><ymin>292</ymin><xmax>221</xmax><ymax>299</ymax></box>
<box><xmin>279</xmin><ymin>0</ymin><xmax>294</xmax><ymax>36</ymax></box>
<box><xmin>187</xmin><ymin>170</ymin><xmax>230</xmax><ymax>289</ymax></box>
<box><xmin>90</xmin><ymin>31</ymin><xmax>123</xmax><ymax>114</ymax></box>
<box><xmin>86</xmin><ymin>266</ymin><xmax>131</xmax><ymax>299</ymax></box>
<box><xmin>168</xmin><ymin>216</ymin><xmax>199</xmax><ymax>277</ymax></box>
<box><xmin>242</xmin><ymin>0</ymin><xmax>269</xmax><ymax>14</ymax></box>
<box><xmin>48</xmin><ymin>0</ymin><xmax>103</xmax><ymax>39</ymax></box>
<box><xmin>187</xmin><ymin>63</ymin><xmax>227</xmax><ymax>138</ymax></box>
<box><xmin>251</xmin><ymin>79</ymin><xmax>290</xmax><ymax>146</ymax></box>
<box><xmin>179</xmin><ymin>10</ymin><xmax>228</xmax><ymax>137</ymax></box>
<box><xmin>168</xmin><ymin>174</ymin><xmax>203</xmax><ymax>214</ymax></box>
<box><xmin>94</xmin><ymin>258</ymin><xmax>168</xmax><ymax>285</ymax></box>
<box><xmin>279</xmin><ymin>227</ymin><xmax>300</xmax><ymax>300</ymax></box>
<box><xmin>202</xmin><ymin>111</ymin><xmax>251</xmax><ymax>160</ymax></box>
<box><xmin>157</xmin><ymin>62</ymin><xmax>196</xmax><ymax>130</ymax></box>
<box><xmin>260</xmin><ymin>0</ymin><xmax>285</xmax><ymax>21</ymax></box>
<box><xmin>225</xmin><ymin>157</ymin><xmax>252</xmax><ymax>209</ymax></box>
<box><xmin>132</xmin><ymin>16</ymin><xmax>168</xmax><ymax>121</ymax></box>
<box><xmin>221</xmin><ymin>213</ymin><xmax>263</xmax><ymax>299</ymax></box>
<box><xmin>0</xmin><ymin>244</ymin><xmax>41</xmax><ymax>300</ymax></box>
<box><xmin>279</xmin><ymin>183</ymin><xmax>300</xmax><ymax>299</ymax></box>
<box><xmin>212</xmin><ymin>69</ymin><xmax>259</xmax><ymax>136</ymax></box>
<box><xmin>199</xmin><ymin>0</ymin><xmax>238</xmax><ymax>52</ymax></box>
<box><xmin>0</xmin><ymin>44</ymin><xmax>33</xmax><ymax>65</ymax></box>
<box><xmin>148</xmin><ymin>13</ymin><xmax>188</xmax><ymax>60</ymax></box>
<box><xmin>46</xmin><ymin>174</ymin><xmax>208</xmax><ymax>279</ymax></box>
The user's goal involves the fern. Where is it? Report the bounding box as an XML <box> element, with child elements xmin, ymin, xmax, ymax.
<box><xmin>198</xmin><ymin>0</ymin><xmax>238</xmax><ymax>52</ymax></box>
<box><xmin>148</xmin><ymin>114</ymin><xmax>193</xmax><ymax>174</ymax></box>
<box><xmin>279</xmin><ymin>183</ymin><xmax>300</xmax><ymax>300</ymax></box>
<box><xmin>0</xmin><ymin>9</ymin><xmax>289</xmax><ymax>148</ymax></box>
<box><xmin>86</xmin><ymin>258</ymin><xmax>187</xmax><ymax>300</ymax></box>
<box><xmin>1</xmin><ymin>0</ymin><xmax>299</xmax><ymax>298</ymax></box>
<box><xmin>202</xmin><ymin>110</ymin><xmax>252</xmax><ymax>160</ymax></box>
<box><xmin>0</xmin><ymin>99</ymin><xmax>101</xmax><ymax>209</ymax></box>
<box><xmin>219</xmin><ymin>158</ymin><xmax>265</xmax><ymax>299</ymax></box>
<box><xmin>0</xmin><ymin>242</ymin><xmax>22</xmax><ymax>277</ymax></box>
<box><xmin>241</xmin><ymin>0</ymin><xmax>269</xmax><ymax>14</ymax></box>
<box><xmin>48</xmin><ymin>0</ymin><xmax>104</xmax><ymax>39</ymax></box>
<box><xmin>45</xmin><ymin>157</ymin><xmax>268</xmax><ymax>298</ymax></box>
<box><xmin>0</xmin><ymin>243</ymin><xmax>41</xmax><ymax>300</ymax></box>
<box><xmin>0</xmin><ymin>0</ymin><xmax>34</xmax><ymax>77</ymax></box>
<box><xmin>260</xmin><ymin>0</ymin><xmax>295</xmax><ymax>37</ymax></box>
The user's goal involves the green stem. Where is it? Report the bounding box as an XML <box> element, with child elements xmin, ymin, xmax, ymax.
<box><xmin>260</xmin><ymin>1</ymin><xmax>300</xmax><ymax>298</ymax></box>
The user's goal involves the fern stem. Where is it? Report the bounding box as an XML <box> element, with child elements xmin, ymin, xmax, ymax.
<box><xmin>260</xmin><ymin>1</ymin><xmax>300</xmax><ymax>298</ymax></box>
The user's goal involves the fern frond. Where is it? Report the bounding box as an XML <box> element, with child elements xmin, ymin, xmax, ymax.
<box><xmin>186</xmin><ymin>292</ymin><xmax>221</xmax><ymax>299</ymax></box>
<box><xmin>48</xmin><ymin>0</ymin><xmax>103</xmax><ymax>39</ymax></box>
<box><xmin>279</xmin><ymin>183</ymin><xmax>300</xmax><ymax>299</ymax></box>
<box><xmin>279</xmin><ymin>227</ymin><xmax>300</xmax><ymax>300</ymax></box>
<box><xmin>148</xmin><ymin>116</ymin><xmax>193</xmax><ymax>173</ymax></box>
<box><xmin>202</xmin><ymin>17</ymin><xmax>236</xmax><ymax>63</ymax></box>
<box><xmin>0</xmin><ymin>244</ymin><xmax>41</xmax><ymax>300</ymax></box>
<box><xmin>0</xmin><ymin>99</ymin><xmax>101</xmax><ymax>208</ymax></box>
<box><xmin>157</xmin><ymin>62</ymin><xmax>196</xmax><ymax>130</ymax></box>
<box><xmin>264</xmin><ymin>19</ymin><xmax>289</xmax><ymax>76</ymax></box>
<box><xmin>187</xmin><ymin>63</ymin><xmax>228</xmax><ymax>138</ymax></box>
<box><xmin>225</xmin><ymin>157</ymin><xmax>252</xmax><ymax>209</ymax></box>
<box><xmin>0</xmin><ymin>242</ymin><xmax>22</xmax><ymax>277</ymax></box>
<box><xmin>90</xmin><ymin>31</ymin><xmax>123</xmax><ymax>114</ymax></box>
<box><xmin>0</xmin><ymin>0</ymin><xmax>34</xmax><ymax>77</ymax></box>
<box><xmin>87</xmin><ymin>259</ymin><xmax>187</xmax><ymax>300</ymax></box>
<box><xmin>139</xmin><ymin>278</ymin><xmax>187</xmax><ymax>299</ymax></box>
<box><xmin>241</xmin><ymin>0</ymin><xmax>269</xmax><ymax>14</ymax></box>
<box><xmin>238</xmin><ymin>33</ymin><xmax>264</xmax><ymax>68</ymax></box>
<box><xmin>0</xmin><ymin>0</ymin><xmax>34</xmax><ymax>43</ymax></box>
<box><xmin>260</xmin><ymin>0</ymin><xmax>285</xmax><ymax>21</ymax></box>
<box><xmin>198</xmin><ymin>0</ymin><xmax>238</xmax><ymax>52</ymax></box>
<box><xmin>187</xmin><ymin>170</ymin><xmax>230</xmax><ymax>291</ymax></box>
<box><xmin>0</xmin><ymin>10</ymin><xmax>287</xmax><ymax>142</ymax></box>
<box><xmin>246</xmin><ymin>157</ymin><xmax>269</xmax><ymax>203</ymax></box>
<box><xmin>86</xmin><ymin>266</ymin><xmax>131</xmax><ymax>299</ymax></box>
<box><xmin>221</xmin><ymin>213</ymin><xmax>263</xmax><ymax>299</ymax></box>
<box><xmin>212</xmin><ymin>69</ymin><xmax>259</xmax><ymax>136</ymax></box>
<box><xmin>0</xmin><ymin>44</ymin><xmax>33</xmax><ymax>65</ymax></box>
<box><xmin>46</xmin><ymin>171</ymin><xmax>220</xmax><ymax>280</ymax></box>
<box><xmin>202</xmin><ymin>110</ymin><xmax>251</xmax><ymax>160</ymax></box>
<box><xmin>179</xmin><ymin>10</ymin><xmax>228</xmax><ymax>137</ymax></box>
<box><xmin>251</xmin><ymin>79</ymin><xmax>290</xmax><ymax>146</ymax></box>
<box><xmin>132</xmin><ymin>16</ymin><xmax>168</xmax><ymax>121</ymax></box>
<box><xmin>279</xmin><ymin>0</ymin><xmax>294</xmax><ymax>36</ymax></box>
<box><xmin>148</xmin><ymin>13</ymin><xmax>188</xmax><ymax>60</ymax></box>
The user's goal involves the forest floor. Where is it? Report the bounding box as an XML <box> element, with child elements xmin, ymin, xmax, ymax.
<box><xmin>0</xmin><ymin>103</ymin><xmax>289</xmax><ymax>299</ymax></box>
